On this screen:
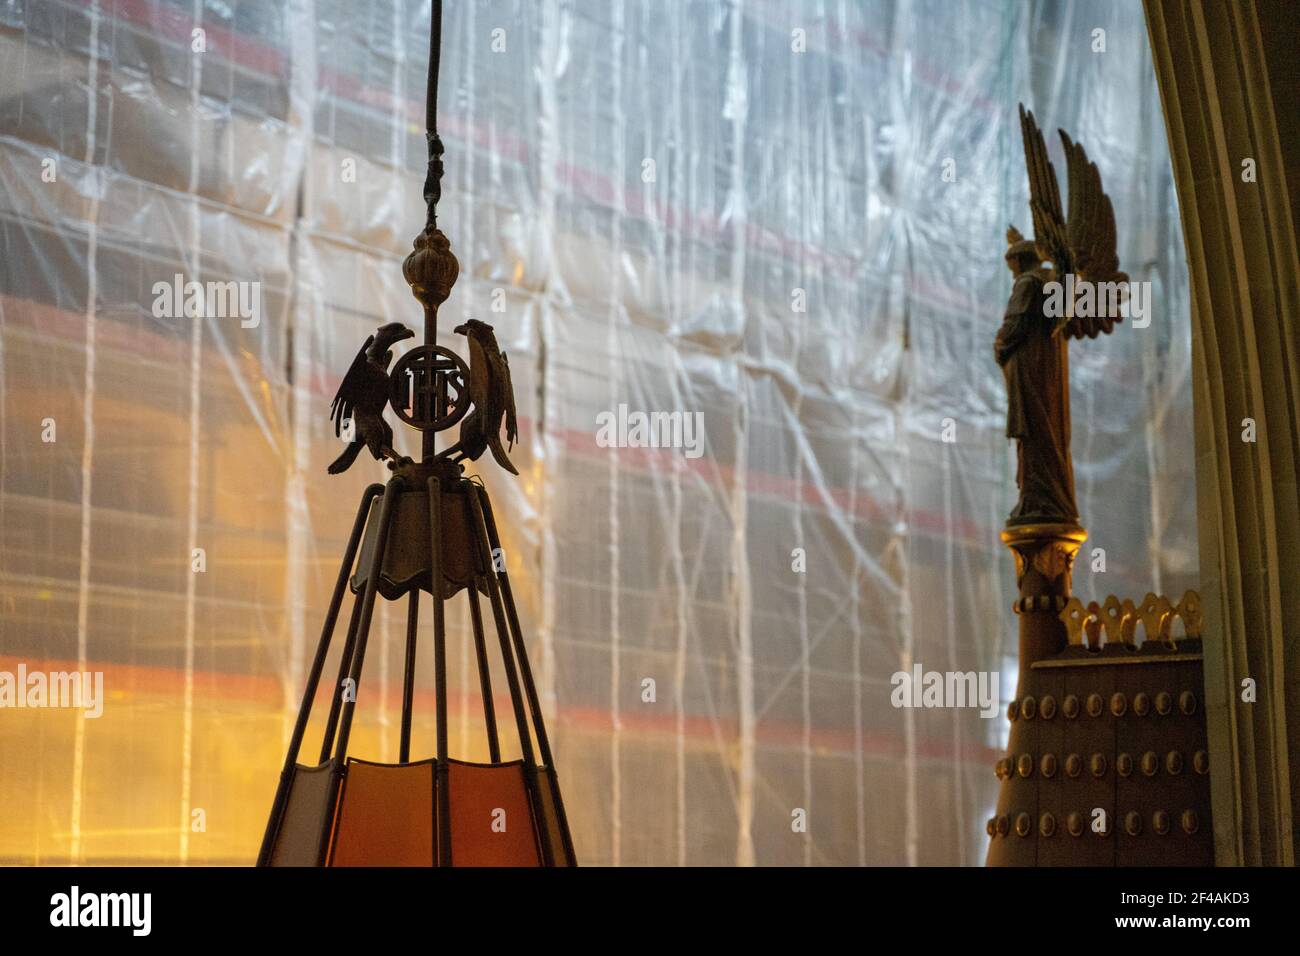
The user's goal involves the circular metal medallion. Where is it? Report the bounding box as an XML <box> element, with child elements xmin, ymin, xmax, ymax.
<box><xmin>389</xmin><ymin>344</ymin><xmax>471</xmax><ymax>432</ymax></box>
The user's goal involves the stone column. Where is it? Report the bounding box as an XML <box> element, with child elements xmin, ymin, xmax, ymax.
<box><xmin>1143</xmin><ymin>0</ymin><xmax>1300</xmax><ymax>866</ymax></box>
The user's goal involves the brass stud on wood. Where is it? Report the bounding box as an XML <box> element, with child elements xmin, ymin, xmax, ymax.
<box><xmin>1193</xmin><ymin>750</ymin><xmax>1209</xmax><ymax>775</ymax></box>
<box><xmin>1086</xmin><ymin>692</ymin><xmax>1103</xmax><ymax>717</ymax></box>
<box><xmin>1153</xmin><ymin>810</ymin><xmax>1170</xmax><ymax>835</ymax></box>
<box><xmin>1133</xmin><ymin>691</ymin><xmax>1150</xmax><ymax>716</ymax></box>
<box><xmin>1179</xmin><ymin>690</ymin><xmax>1197</xmax><ymax>715</ymax></box>
<box><xmin>1063</xmin><ymin>694</ymin><xmax>1080</xmax><ymax>719</ymax></box>
<box><xmin>1110</xmin><ymin>692</ymin><xmax>1127</xmax><ymax>717</ymax></box>
<box><xmin>1090</xmin><ymin>753</ymin><xmax>1108</xmax><ymax>778</ymax></box>
<box><xmin>1040</xmin><ymin>695</ymin><xmax>1057</xmax><ymax>719</ymax></box>
<box><xmin>1181</xmin><ymin>809</ymin><xmax>1199</xmax><ymax>835</ymax></box>
<box><xmin>1155</xmin><ymin>691</ymin><xmax>1173</xmax><ymax>715</ymax></box>
<box><xmin>1040</xmin><ymin>753</ymin><xmax>1057</xmax><ymax>779</ymax></box>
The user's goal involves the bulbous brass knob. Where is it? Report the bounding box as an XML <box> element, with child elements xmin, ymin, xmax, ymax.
<box><xmin>1067</xmin><ymin>811</ymin><xmax>1084</xmax><ymax>837</ymax></box>
<box><xmin>1116</xmin><ymin>753</ymin><xmax>1133</xmax><ymax>777</ymax></box>
<box><xmin>1017</xmin><ymin>754</ymin><xmax>1034</xmax><ymax>778</ymax></box>
<box><xmin>1155</xmin><ymin>691</ymin><xmax>1173</xmax><ymax>715</ymax></box>
<box><xmin>1153</xmin><ymin>810</ymin><xmax>1170</xmax><ymax>835</ymax></box>
<box><xmin>1040</xmin><ymin>813</ymin><xmax>1056</xmax><ymax>838</ymax></box>
<box><xmin>1166</xmin><ymin>751</ymin><xmax>1184</xmax><ymax>776</ymax></box>
<box><xmin>1141</xmin><ymin>751</ymin><xmax>1159</xmax><ymax>776</ymax></box>
<box><xmin>1063</xmin><ymin>694</ymin><xmax>1080</xmax><ymax>719</ymax></box>
<box><xmin>1090</xmin><ymin>753</ymin><xmax>1108</xmax><ymax>778</ymax></box>
<box><xmin>1125</xmin><ymin>811</ymin><xmax>1143</xmax><ymax>836</ymax></box>
<box><xmin>1179</xmin><ymin>690</ymin><xmax>1197</xmax><ymax>715</ymax></box>
<box><xmin>1065</xmin><ymin>753</ymin><xmax>1082</xmax><ymax>778</ymax></box>
<box><xmin>1015</xmin><ymin>812</ymin><xmax>1032</xmax><ymax>837</ymax></box>
<box><xmin>1110</xmin><ymin>692</ymin><xmax>1127</xmax><ymax>717</ymax></box>
<box><xmin>1040</xmin><ymin>695</ymin><xmax>1057</xmax><ymax>720</ymax></box>
<box><xmin>1086</xmin><ymin>693</ymin><xmax>1104</xmax><ymax>717</ymax></box>
<box><xmin>1181</xmin><ymin>809</ymin><xmax>1199</xmax><ymax>835</ymax></box>
<box><xmin>1133</xmin><ymin>692</ymin><xmax>1151</xmax><ymax>716</ymax></box>
<box><xmin>1021</xmin><ymin>696</ymin><xmax>1037</xmax><ymax>720</ymax></box>
<box><xmin>1040</xmin><ymin>753</ymin><xmax>1057</xmax><ymax>779</ymax></box>
<box><xmin>1193</xmin><ymin>750</ymin><xmax>1210</xmax><ymax>775</ymax></box>
<box><xmin>403</xmin><ymin>228</ymin><xmax>460</xmax><ymax>308</ymax></box>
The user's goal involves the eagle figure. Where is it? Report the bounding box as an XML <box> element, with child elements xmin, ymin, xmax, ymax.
<box><xmin>447</xmin><ymin>319</ymin><xmax>519</xmax><ymax>475</ymax></box>
<box><xmin>327</xmin><ymin>322</ymin><xmax>414</xmax><ymax>475</ymax></box>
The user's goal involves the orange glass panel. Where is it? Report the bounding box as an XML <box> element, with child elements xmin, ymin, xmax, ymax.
<box><xmin>447</xmin><ymin>760</ymin><xmax>540</xmax><ymax>867</ymax></box>
<box><xmin>329</xmin><ymin>759</ymin><xmax>435</xmax><ymax>866</ymax></box>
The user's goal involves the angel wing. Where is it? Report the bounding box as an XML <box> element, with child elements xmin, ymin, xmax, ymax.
<box><xmin>1060</xmin><ymin>129</ymin><xmax>1128</xmax><ymax>337</ymax></box>
<box><xmin>1019</xmin><ymin>104</ymin><xmax>1129</xmax><ymax>339</ymax></box>
<box><xmin>329</xmin><ymin>335</ymin><xmax>373</xmax><ymax>436</ymax></box>
<box><xmin>497</xmin><ymin>351</ymin><xmax>518</xmax><ymax>450</ymax></box>
<box><xmin>1020</xmin><ymin>104</ymin><xmax>1069</xmax><ymax>277</ymax></box>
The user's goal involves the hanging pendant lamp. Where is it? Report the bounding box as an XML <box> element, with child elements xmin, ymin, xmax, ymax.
<box><xmin>256</xmin><ymin>0</ymin><xmax>576</xmax><ymax>867</ymax></box>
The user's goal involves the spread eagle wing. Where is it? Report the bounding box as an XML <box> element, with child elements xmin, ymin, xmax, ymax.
<box><xmin>329</xmin><ymin>335</ymin><xmax>372</xmax><ymax>437</ymax></box>
<box><xmin>1020</xmin><ymin>104</ymin><xmax>1128</xmax><ymax>340</ymax></box>
<box><xmin>497</xmin><ymin>350</ymin><xmax>518</xmax><ymax>449</ymax></box>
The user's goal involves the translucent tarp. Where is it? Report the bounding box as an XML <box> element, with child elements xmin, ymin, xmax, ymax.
<box><xmin>0</xmin><ymin>0</ymin><xmax>1193</xmax><ymax>865</ymax></box>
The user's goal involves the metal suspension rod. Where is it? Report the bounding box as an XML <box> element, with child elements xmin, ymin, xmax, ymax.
<box><xmin>318</xmin><ymin>477</ymin><xmax>403</xmax><ymax>864</ymax></box>
<box><xmin>400</xmin><ymin>590</ymin><xmax>420</xmax><ymax>763</ymax></box>
<box><xmin>476</xmin><ymin>482</ymin><xmax>576</xmax><ymax>864</ymax></box>
<box><xmin>465</xmin><ymin>582</ymin><xmax>502</xmax><ymax>763</ymax></box>
<box><xmin>422</xmin><ymin>0</ymin><xmax>445</xmax><ymax>231</ymax></box>
<box><xmin>257</xmin><ymin>482</ymin><xmax>381</xmax><ymax>867</ymax></box>
<box><xmin>466</xmin><ymin>485</ymin><xmax>536</xmax><ymax>766</ymax></box>
<box><xmin>466</xmin><ymin>482</ymin><xmax>553</xmax><ymax>866</ymax></box>
<box><xmin>329</xmin><ymin>478</ymin><xmax>402</xmax><ymax>768</ymax></box>
<box><xmin>317</xmin><ymin>590</ymin><xmax>365</xmax><ymax>764</ymax></box>
<box><xmin>475</xmin><ymin>484</ymin><xmax>557</xmax><ymax>764</ymax></box>
<box><xmin>429</xmin><ymin>476</ymin><xmax>452</xmax><ymax>865</ymax></box>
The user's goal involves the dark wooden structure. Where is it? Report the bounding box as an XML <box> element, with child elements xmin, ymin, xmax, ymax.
<box><xmin>987</xmin><ymin>564</ymin><xmax>1213</xmax><ymax>865</ymax></box>
<box><xmin>988</xmin><ymin>109</ymin><xmax>1212</xmax><ymax>865</ymax></box>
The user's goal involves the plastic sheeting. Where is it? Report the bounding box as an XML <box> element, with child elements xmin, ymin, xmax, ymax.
<box><xmin>0</xmin><ymin>0</ymin><xmax>1194</xmax><ymax>865</ymax></box>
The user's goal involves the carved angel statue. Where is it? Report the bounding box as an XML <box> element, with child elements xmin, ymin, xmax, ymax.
<box><xmin>995</xmin><ymin>105</ymin><xmax>1129</xmax><ymax>526</ymax></box>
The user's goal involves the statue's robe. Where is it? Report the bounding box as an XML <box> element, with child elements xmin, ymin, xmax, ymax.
<box><xmin>994</xmin><ymin>270</ymin><xmax>1078</xmax><ymax>525</ymax></box>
